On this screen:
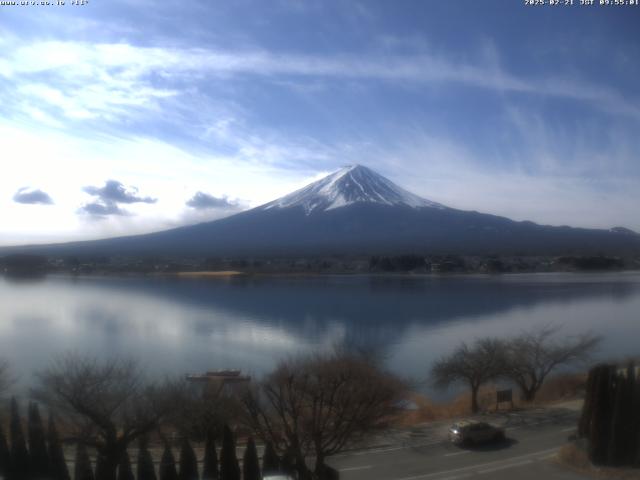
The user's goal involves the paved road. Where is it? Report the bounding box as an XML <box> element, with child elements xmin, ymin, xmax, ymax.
<box><xmin>327</xmin><ymin>407</ymin><xmax>589</xmax><ymax>479</ymax></box>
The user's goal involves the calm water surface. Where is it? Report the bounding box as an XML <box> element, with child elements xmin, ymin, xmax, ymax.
<box><xmin>1</xmin><ymin>272</ymin><xmax>639</xmax><ymax>395</ymax></box>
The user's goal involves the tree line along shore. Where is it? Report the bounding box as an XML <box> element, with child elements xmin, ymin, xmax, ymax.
<box><xmin>1</xmin><ymin>252</ymin><xmax>639</xmax><ymax>277</ymax></box>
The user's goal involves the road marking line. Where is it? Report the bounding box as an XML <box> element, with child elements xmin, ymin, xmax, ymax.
<box><xmin>477</xmin><ymin>459</ymin><xmax>533</xmax><ymax>474</ymax></box>
<box><xmin>444</xmin><ymin>451</ymin><xmax>471</xmax><ymax>457</ymax></box>
<box><xmin>438</xmin><ymin>473</ymin><xmax>472</xmax><ymax>480</ymax></box>
<box><xmin>561</xmin><ymin>427</ymin><xmax>575</xmax><ymax>432</ymax></box>
<box><xmin>537</xmin><ymin>455</ymin><xmax>553</xmax><ymax>460</ymax></box>
<box><xmin>339</xmin><ymin>465</ymin><xmax>372</xmax><ymax>472</ymax></box>
<box><xmin>393</xmin><ymin>447</ymin><xmax>559</xmax><ymax>480</ymax></box>
<box><xmin>342</xmin><ymin>440</ymin><xmax>443</xmax><ymax>457</ymax></box>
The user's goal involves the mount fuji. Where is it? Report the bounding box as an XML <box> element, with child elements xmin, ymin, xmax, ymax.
<box><xmin>259</xmin><ymin>164</ymin><xmax>444</xmax><ymax>214</ymax></box>
<box><xmin>5</xmin><ymin>165</ymin><xmax>640</xmax><ymax>257</ymax></box>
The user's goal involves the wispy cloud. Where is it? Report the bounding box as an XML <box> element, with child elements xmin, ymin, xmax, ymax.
<box><xmin>2</xmin><ymin>37</ymin><xmax>638</xmax><ymax>126</ymax></box>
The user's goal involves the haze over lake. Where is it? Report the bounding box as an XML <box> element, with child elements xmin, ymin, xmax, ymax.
<box><xmin>2</xmin><ymin>272</ymin><xmax>639</xmax><ymax>397</ymax></box>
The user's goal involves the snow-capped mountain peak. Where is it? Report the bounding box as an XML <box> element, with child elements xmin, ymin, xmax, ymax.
<box><xmin>260</xmin><ymin>164</ymin><xmax>445</xmax><ymax>215</ymax></box>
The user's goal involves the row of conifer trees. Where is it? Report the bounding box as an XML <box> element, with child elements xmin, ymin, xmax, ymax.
<box><xmin>0</xmin><ymin>399</ymin><xmax>69</xmax><ymax>480</ymax></box>
<box><xmin>578</xmin><ymin>362</ymin><xmax>640</xmax><ymax>467</ymax></box>
<box><xmin>0</xmin><ymin>399</ymin><xmax>293</xmax><ymax>480</ymax></box>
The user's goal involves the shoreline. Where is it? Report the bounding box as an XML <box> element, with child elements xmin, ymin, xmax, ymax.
<box><xmin>3</xmin><ymin>269</ymin><xmax>640</xmax><ymax>282</ymax></box>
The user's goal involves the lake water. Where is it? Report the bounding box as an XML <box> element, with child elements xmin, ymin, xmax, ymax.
<box><xmin>1</xmin><ymin>272</ymin><xmax>639</xmax><ymax>397</ymax></box>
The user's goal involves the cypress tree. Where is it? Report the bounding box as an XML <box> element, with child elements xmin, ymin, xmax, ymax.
<box><xmin>623</xmin><ymin>363</ymin><xmax>637</xmax><ymax>466</ymax></box>
<box><xmin>74</xmin><ymin>444</ymin><xmax>95</xmax><ymax>480</ymax></box>
<box><xmin>588</xmin><ymin>365</ymin><xmax>614</xmax><ymax>465</ymax></box>
<box><xmin>607</xmin><ymin>371</ymin><xmax>628</xmax><ymax>465</ymax></box>
<box><xmin>9</xmin><ymin>397</ymin><xmax>30</xmax><ymax>480</ymax></box>
<box><xmin>578</xmin><ymin>365</ymin><xmax>598</xmax><ymax>438</ymax></box>
<box><xmin>28</xmin><ymin>402</ymin><xmax>50</xmax><ymax>479</ymax></box>
<box><xmin>137</xmin><ymin>437</ymin><xmax>157</xmax><ymax>480</ymax></box>
<box><xmin>242</xmin><ymin>437</ymin><xmax>260</xmax><ymax>480</ymax></box>
<box><xmin>117</xmin><ymin>450</ymin><xmax>135</xmax><ymax>480</ymax></box>
<box><xmin>631</xmin><ymin>364</ymin><xmax>640</xmax><ymax>467</ymax></box>
<box><xmin>280</xmin><ymin>447</ymin><xmax>296</xmax><ymax>477</ymax></box>
<box><xmin>0</xmin><ymin>424</ymin><xmax>10</xmax><ymax>479</ymax></box>
<box><xmin>619</xmin><ymin>364</ymin><xmax>636</xmax><ymax>466</ymax></box>
<box><xmin>94</xmin><ymin>452</ymin><xmax>108</xmax><ymax>480</ymax></box>
<box><xmin>159</xmin><ymin>444</ymin><xmax>178</xmax><ymax>480</ymax></box>
<box><xmin>261</xmin><ymin>442</ymin><xmax>279</xmax><ymax>475</ymax></box>
<box><xmin>201</xmin><ymin>435</ymin><xmax>218</xmax><ymax>480</ymax></box>
<box><xmin>47</xmin><ymin>414</ymin><xmax>70</xmax><ymax>480</ymax></box>
<box><xmin>178</xmin><ymin>438</ymin><xmax>199</xmax><ymax>480</ymax></box>
<box><xmin>219</xmin><ymin>426</ymin><xmax>239</xmax><ymax>480</ymax></box>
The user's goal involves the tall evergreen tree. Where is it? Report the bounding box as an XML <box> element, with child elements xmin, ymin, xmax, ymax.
<box><xmin>136</xmin><ymin>437</ymin><xmax>157</xmax><ymax>480</ymax></box>
<box><xmin>587</xmin><ymin>365</ymin><xmax>614</xmax><ymax>465</ymax></box>
<box><xmin>609</xmin><ymin>364</ymin><xmax>637</xmax><ymax>466</ymax></box>
<box><xmin>74</xmin><ymin>444</ymin><xmax>95</xmax><ymax>480</ymax></box>
<box><xmin>0</xmin><ymin>424</ymin><xmax>10</xmax><ymax>479</ymax></box>
<box><xmin>201</xmin><ymin>435</ymin><xmax>218</xmax><ymax>480</ymax></box>
<box><xmin>578</xmin><ymin>366</ymin><xmax>598</xmax><ymax>438</ymax></box>
<box><xmin>580</xmin><ymin>362</ymin><xmax>640</xmax><ymax>468</ymax></box>
<box><xmin>28</xmin><ymin>402</ymin><xmax>50</xmax><ymax>479</ymax></box>
<box><xmin>178</xmin><ymin>438</ymin><xmax>199</xmax><ymax>480</ymax></box>
<box><xmin>219</xmin><ymin>426</ymin><xmax>239</xmax><ymax>480</ymax></box>
<box><xmin>607</xmin><ymin>371</ymin><xmax>627</xmax><ymax>465</ymax></box>
<box><xmin>261</xmin><ymin>442</ymin><xmax>279</xmax><ymax>476</ymax></box>
<box><xmin>280</xmin><ymin>447</ymin><xmax>296</xmax><ymax>478</ymax></box>
<box><xmin>159</xmin><ymin>444</ymin><xmax>178</xmax><ymax>480</ymax></box>
<box><xmin>623</xmin><ymin>363</ymin><xmax>638</xmax><ymax>466</ymax></box>
<box><xmin>47</xmin><ymin>414</ymin><xmax>70</xmax><ymax>480</ymax></box>
<box><xmin>117</xmin><ymin>450</ymin><xmax>135</xmax><ymax>480</ymax></box>
<box><xmin>242</xmin><ymin>438</ymin><xmax>260</xmax><ymax>480</ymax></box>
<box><xmin>9</xmin><ymin>397</ymin><xmax>30</xmax><ymax>480</ymax></box>
<box><xmin>95</xmin><ymin>452</ymin><xmax>109</xmax><ymax>480</ymax></box>
<box><xmin>630</xmin><ymin>364</ymin><xmax>640</xmax><ymax>467</ymax></box>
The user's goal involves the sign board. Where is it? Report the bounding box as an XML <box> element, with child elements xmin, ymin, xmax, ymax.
<box><xmin>496</xmin><ymin>389</ymin><xmax>513</xmax><ymax>404</ymax></box>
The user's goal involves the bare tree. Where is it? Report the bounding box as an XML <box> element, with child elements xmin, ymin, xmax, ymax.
<box><xmin>33</xmin><ymin>354</ymin><xmax>177</xmax><ymax>480</ymax></box>
<box><xmin>504</xmin><ymin>326</ymin><xmax>601</xmax><ymax>401</ymax></box>
<box><xmin>242</xmin><ymin>349</ymin><xmax>406</xmax><ymax>479</ymax></box>
<box><xmin>431</xmin><ymin>338</ymin><xmax>506</xmax><ymax>414</ymax></box>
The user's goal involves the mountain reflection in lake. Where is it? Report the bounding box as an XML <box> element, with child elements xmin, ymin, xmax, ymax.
<box><xmin>1</xmin><ymin>272</ymin><xmax>639</xmax><ymax>397</ymax></box>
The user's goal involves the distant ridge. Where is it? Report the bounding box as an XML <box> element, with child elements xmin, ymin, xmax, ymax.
<box><xmin>2</xmin><ymin>165</ymin><xmax>640</xmax><ymax>257</ymax></box>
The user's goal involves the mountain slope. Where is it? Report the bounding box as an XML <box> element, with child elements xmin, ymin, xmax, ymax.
<box><xmin>3</xmin><ymin>165</ymin><xmax>640</xmax><ymax>257</ymax></box>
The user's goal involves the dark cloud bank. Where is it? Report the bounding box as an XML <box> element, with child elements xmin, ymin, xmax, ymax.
<box><xmin>79</xmin><ymin>180</ymin><xmax>156</xmax><ymax>218</ymax></box>
<box><xmin>83</xmin><ymin>180</ymin><xmax>157</xmax><ymax>204</ymax></box>
<box><xmin>186</xmin><ymin>191</ymin><xmax>237</xmax><ymax>210</ymax></box>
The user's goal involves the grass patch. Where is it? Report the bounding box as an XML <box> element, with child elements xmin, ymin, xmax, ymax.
<box><xmin>396</xmin><ymin>372</ymin><xmax>588</xmax><ymax>426</ymax></box>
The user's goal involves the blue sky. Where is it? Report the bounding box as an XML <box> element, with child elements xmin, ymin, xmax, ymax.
<box><xmin>1</xmin><ymin>0</ymin><xmax>639</xmax><ymax>245</ymax></box>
